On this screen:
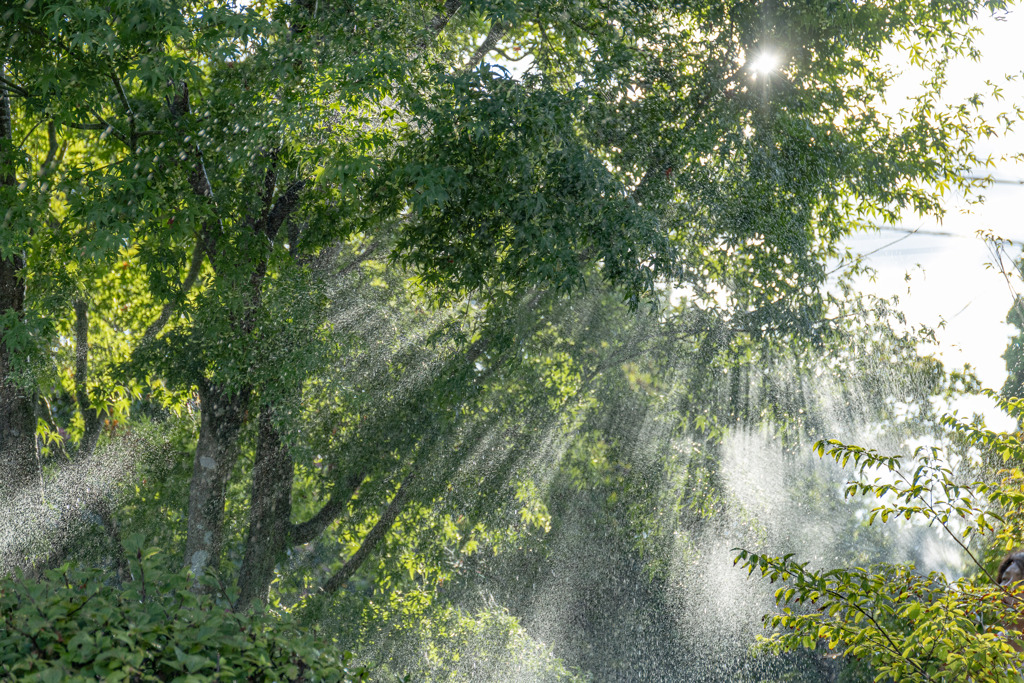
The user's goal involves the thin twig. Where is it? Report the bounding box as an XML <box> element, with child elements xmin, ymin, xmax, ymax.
<box><xmin>890</xmin><ymin>465</ymin><xmax>1005</xmax><ymax>592</ymax></box>
<box><xmin>14</xmin><ymin>119</ymin><xmax>42</xmax><ymax>148</ymax></box>
<box><xmin>111</xmin><ymin>73</ymin><xmax>137</xmax><ymax>148</ymax></box>
<box><xmin>822</xmin><ymin>585</ymin><xmax>931</xmax><ymax>680</ymax></box>
<box><xmin>87</xmin><ymin>109</ymin><xmax>130</xmax><ymax>145</ymax></box>
<box><xmin>827</xmin><ymin>226</ymin><xmax>921</xmax><ymax>276</ymax></box>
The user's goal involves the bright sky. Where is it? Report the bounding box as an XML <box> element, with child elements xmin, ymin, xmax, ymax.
<box><xmin>841</xmin><ymin>7</ymin><xmax>1024</xmax><ymax>428</ymax></box>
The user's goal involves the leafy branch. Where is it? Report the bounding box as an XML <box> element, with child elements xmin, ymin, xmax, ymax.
<box><xmin>736</xmin><ymin>409</ymin><xmax>1024</xmax><ymax>681</ymax></box>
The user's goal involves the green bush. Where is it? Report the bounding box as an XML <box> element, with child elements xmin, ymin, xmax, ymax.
<box><xmin>736</xmin><ymin>403</ymin><xmax>1024</xmax><ymax>683</ymax></box>
<box><xmin>0</xmin><ymin>538</ymin><xmax>366</xmax><ymax>682</ymax></box>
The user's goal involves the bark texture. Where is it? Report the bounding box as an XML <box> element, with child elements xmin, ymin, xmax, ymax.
<box><xmin>184</xmin><ymin>383</ymin><xmax>247</xmax><ymax>580</ymax></box>
<box><xmin>0</xmin><ymin>64</ymin><xmax>38</xmax><ymax>500</ymax></box>
<box><xmin>236</xmin><ymin>407</ymin><xmax>294</xmax><ymax>607</ymax></box>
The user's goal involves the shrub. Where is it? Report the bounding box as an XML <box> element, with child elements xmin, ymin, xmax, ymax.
<box><xmin>0</xmin><ymin>538</ymin><xmax>367</xmax><ymax>682</ymax></box>
<box><xmin>736</xmin><ymin>400</ymin><xmax>1024</xmax><ymax>682</ymax></box>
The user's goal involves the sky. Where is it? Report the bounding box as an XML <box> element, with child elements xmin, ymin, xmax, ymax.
<box><xmin>840</xmin><ymin>6</ymin><xmax>1024</xmax><ymax>427</ymax></box>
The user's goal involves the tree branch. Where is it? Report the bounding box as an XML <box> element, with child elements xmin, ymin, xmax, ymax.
<box><xmin>73</xmin><ymin>299</ymin><xmax>90</xmax><ymax>418</ymax></box>
<box><xmin>0</xmin><ymin>75</ymin><xmax>30</xmax><ymax>99</ymax></box>
<box><xmin>37</xmin><ymin>121</ymin><xmax>68</xmax><ymax>181</ymax></box>
<box><xmin>36</xmin><ymin>395</ymin><xmax>67</xmax><ymax>460</ymax></box>
<box><xmin>264</xmin><ymin>180</ymin><xmax>306</xmax><ymax>241</ymax></box>
<box><xmin>140</xmin><ymin>237</ymin><xmax>205</xmax><ymax>344</ymax></box>
<box><xmin>41</xmin><ymin>120</ymin><xmax>57</xmax><ymax>170</ymax></box>
<box><xmin>240</xmin><ymin>178</ymin><xmax>305</xmax><ymax>333</ymax></box>
<box><xmin>464</xmin><ymin>20</ymin><xmax>509</xmax><ymax>72</ymax></box>
<box><xmin>260</xmin><ymin>155</ymin><xmax>278</xmax><ymax>217</ymax></box>
<box><xmin>320</xmin><ymin>472</ymin><xmax>415</xmax><ymax>594</ymax></box>
<box><xmin>245</xmin><ymin>153</ymin><xmax>279</xmax><ymax>238</ymax></box>
<box><xmin>62</xmin><ymin>121</ymin><xmax>108</xmax><ymax>132</ymax></box>
<box><xmin>493</xmin><ymin>47</ymin><xmax>531</xmax><ymax>63</ymax></box>
<box><xmin>337</xmin><ymin>237</ymin><xmax>384</xmax><ymax>277</ymax></box>
<box><xmin>428</xmin><ymin>0</ymin><xmax>462</xmax><ymax>35</ymax></box>
<box><xmin>291</xmin><ymin>470</ymin><xmax>367</xmax><ymax>546</ymax></box>
<box><xmin>14</xmin><ymin>119</ymin><xmax>42</xmax><ymax>150</ymax></box>
<box><xmin>167</xmin><ymin>81</ymin><xmax>225</xmax><ymax>272</ymax></box>
<box><xmin>287</xmin><ymin>221</ymin><xmax>305</xmax><ymax>257</ymax></box>
<box><xmin>169</xmin><ymin>83</ymin><xmax>215</xmax><ymax>200</ymax></box>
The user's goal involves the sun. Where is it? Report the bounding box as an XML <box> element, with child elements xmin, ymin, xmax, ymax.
<box><xmin>749</xmin><ymin>51</ymin><xmax>780</xmax><ymax>76</ymax></box>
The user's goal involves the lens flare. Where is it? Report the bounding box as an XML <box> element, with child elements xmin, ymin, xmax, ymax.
<box><xmin>749</xmin><ymin>51</ymin><xmax>780</xmax><ymax>76</ymax></box>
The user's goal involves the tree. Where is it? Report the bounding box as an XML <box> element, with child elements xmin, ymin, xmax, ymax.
<box><xmin>0</xmin><ymin>0</ymin><xmax>1014</xmax><ymax>664</ymax></box>
<box><xmin>737</xmin><ymin>396</ymin><xmax>1024</xmax><ymax>683</ymax></box>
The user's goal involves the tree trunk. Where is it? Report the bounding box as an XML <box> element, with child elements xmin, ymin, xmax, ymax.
<box><xmin>184</xmin><ymin>382</ymin><xmax>247</xmax><ymax>581</ymax></box>
<box><xmin>73</xmin><ymin>299</ymin><xmax>102</xmax><ymax>459</ymax></box>
<box><xmin>0</xmin><ymin>262</ymin><xmax>36</xmax><ymax>499</ymax></box>
<box><xmin>0</xmin><ymin>63</ymin><xmax>38</xmax><ymax>500</ymax></box>
<box><xmin>236</xmin><ymin>406</ymin><xmax>293</xmax><ymax>608</ymax></box>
